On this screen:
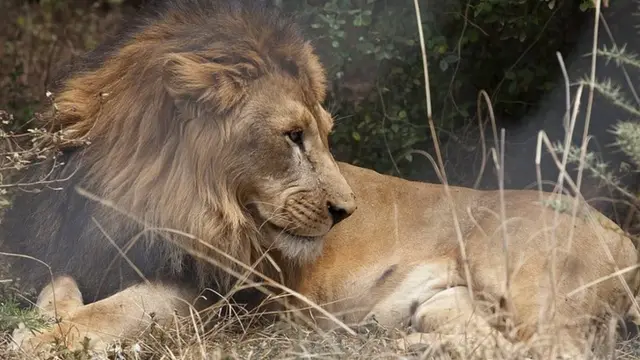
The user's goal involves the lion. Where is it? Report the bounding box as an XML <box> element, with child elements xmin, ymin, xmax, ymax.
<box><xmin>2</xmin><ymin>0</ymin><xmax>356</xmax><ymax>354</ymax></box>
<box><xmin>5</xmin><ymin>1</ymin><xmax>640</xmax><ymax>359</ymax></box>
<box><xmin>13</xmin><ymin>163</ymin><xmax>640</xmax><ymax>358</ymax></box>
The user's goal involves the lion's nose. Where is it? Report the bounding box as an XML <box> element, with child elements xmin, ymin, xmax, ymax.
<box><xmin>327</xmin><ymin>198</ymin><xmax>356</xmax><ymax>227</ymax></box>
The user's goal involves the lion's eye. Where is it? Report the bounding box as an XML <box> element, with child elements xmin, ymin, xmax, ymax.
<box><xmin>286</xmin><ymin>129</ymin><xmax>304</xmax><ymax>147</ymax></box>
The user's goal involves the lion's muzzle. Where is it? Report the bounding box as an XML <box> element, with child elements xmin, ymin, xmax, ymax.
<box><xmin>274</xmin><ymin>189</ymin><xmax>355</xmax><ymax>237</ymax></box>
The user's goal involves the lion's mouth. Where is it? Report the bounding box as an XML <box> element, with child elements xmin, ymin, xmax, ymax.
<box><xmin>266</xmin><ymin>223</ymin><xmax>322</xmax><ymax>242</ymax></box>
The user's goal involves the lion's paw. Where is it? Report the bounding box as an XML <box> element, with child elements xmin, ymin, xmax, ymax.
<box><xmin>10</xmin><ymin>323</ymin><xmax>60</xmax><ymax>357</ymax></box>
<box><xmin>9</xmin><ymin>322</ymin><xmax>34</xmax><ymax>351</ymax></box>
<box><xmin>10</xmin><ymin>321</ymin><xmax>108</xmax><ymax>359</ymax></box>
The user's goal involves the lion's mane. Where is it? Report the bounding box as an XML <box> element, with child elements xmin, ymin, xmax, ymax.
<box><xmin>0</xmin><ymin>0</ymin><xmax>326</xmax><ymax>304</ymax></box>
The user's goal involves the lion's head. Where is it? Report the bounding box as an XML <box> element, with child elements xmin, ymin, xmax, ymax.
<box><xmin>43</xmin><ymin>0</ymin><xmax>356</xmax><ymax>284</ymax></box>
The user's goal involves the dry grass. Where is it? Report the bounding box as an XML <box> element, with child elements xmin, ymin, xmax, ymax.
<box><xmin>0</xmin><ymin>317</ymin><xmax>410</xmax><ymax>359</ymax></box>
<box><xmin>2</xmin><ymin>0</ymin><xmax>640</xmax><ymax>359</ymax></box>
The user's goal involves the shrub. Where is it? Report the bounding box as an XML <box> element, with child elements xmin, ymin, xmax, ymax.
<box><xmin>276</xmin><ymin>0</ymin><xmax>586</xmax><ymax>177</ymax></box>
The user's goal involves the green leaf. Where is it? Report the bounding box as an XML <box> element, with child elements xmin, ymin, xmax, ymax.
<box><xmin>352</xmin><ymin>131</ymin><xmax>361</xmax><ymax>142</ymax></box>
<box><xmin>353</xmin><ymin>14</ymin><xmax>363</xmax><ymax>27</ymax></box>
<box><xmin>579</xmin><ymin>1</ymin><xmax>590</xmax><ymax>11</ymax></box>
<box><xmin>439</xmin><ymin>59</ymin><xmax>449</xmax><ymax>72</ymax></box>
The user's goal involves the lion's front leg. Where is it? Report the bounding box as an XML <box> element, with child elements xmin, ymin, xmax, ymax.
<box><xmin>10</xmin><ymin>276</ymin><xmax>196</xmax><ymax>357</ymax></box>
<box><xmin>397</xmin><ymin>286</ymin><xmax>532</xmax><ymax>360</ymax></box>
<box><xmin>397</xmin><ymin>286</ymin><xmax>591</xmax><ymax>360</ymax></box>
<box><xmin>10</xmin><ymin>276</ymin><xmax>96</xmax><ymax>354</ymax></box>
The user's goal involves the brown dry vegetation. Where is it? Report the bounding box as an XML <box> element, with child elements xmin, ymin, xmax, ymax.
<box><xmin>2</xmin><ymin>1</ymin><xmax>640</xmax><ymax>359</ymax></box>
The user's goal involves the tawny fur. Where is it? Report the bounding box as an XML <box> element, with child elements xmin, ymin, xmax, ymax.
<box><xmin>294</xmin><ymin>163</ymin><xmax>640</xmax><ymax>359</ymax></box>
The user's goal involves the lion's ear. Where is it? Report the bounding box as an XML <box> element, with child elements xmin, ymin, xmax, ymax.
<box><xmin>162</xmin><ymin>52</ymin><xmax>257</xmax><ymax>113</ymax></box>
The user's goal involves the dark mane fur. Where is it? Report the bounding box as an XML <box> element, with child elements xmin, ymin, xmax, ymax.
<box><xmin>0</xmin><ymin>0</ymin><xmax>324</xmax><ymax>305</ymax></box>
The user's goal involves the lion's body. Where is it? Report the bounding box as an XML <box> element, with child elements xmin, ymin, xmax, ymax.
<box><xmin>11</xmin><ymin>163</ymin><xmax>640</xmax><ymax>358</ymax></box>
<box><xmin>296</xmin><ymin>163</ymin><xmax>640</xmax><ymax>358</ymax></box>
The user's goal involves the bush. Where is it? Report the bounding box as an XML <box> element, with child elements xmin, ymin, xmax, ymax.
<box><xmin>275</xmin><ymin>0</ymin><xmax>587</xmax><ymax>178</ymax></box>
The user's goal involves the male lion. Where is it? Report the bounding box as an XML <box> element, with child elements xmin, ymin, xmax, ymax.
<box><xmin>3</xmin><ymin>0</ymin><xmax>356</xmax><ymax>354</ymax></box>
<box><xmin>13</xmin><ymin>163</ymin><xmax>640</xmax><ymax>358</ymax></box>
<box><xmin>5</xmin><ymin>1</ymin><xmax>640</xmax><ymax>359</ymax></box>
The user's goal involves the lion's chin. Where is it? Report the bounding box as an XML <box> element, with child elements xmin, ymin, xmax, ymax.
<box><xmin>266</xmin><ymin>223</ymin><xmax>325</xmax><ymax>264</ymax></box>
